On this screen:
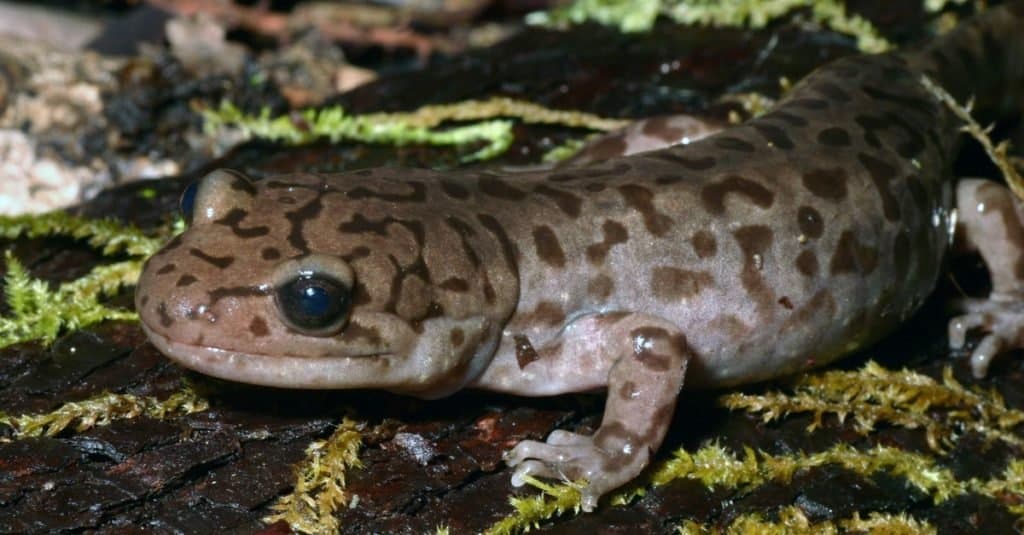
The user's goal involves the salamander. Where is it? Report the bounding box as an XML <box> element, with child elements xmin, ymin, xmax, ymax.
<box><xmin>135</xmin><ymin>2</ymin><xmax>1024</xmax><ymax>510</ymax></box>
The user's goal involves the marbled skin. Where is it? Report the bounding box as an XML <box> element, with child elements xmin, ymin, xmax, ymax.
<box><xmin>136</xmin><ymin>3</ymin><xmax>1024</xmax><ymax>510</ymax></box>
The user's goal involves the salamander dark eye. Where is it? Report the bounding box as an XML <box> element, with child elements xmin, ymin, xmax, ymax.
<box><xmin>276</xmin><ymin>274</ymin><xmax>351</xmax><ymax>334</ymax></box>
<box><xmin>180</xmin><ymin>181</ymin><xmax>198</xmax><ymax>224</ymax></box>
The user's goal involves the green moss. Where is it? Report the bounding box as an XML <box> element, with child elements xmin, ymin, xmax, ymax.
<box><xmin>202</xmin><ymin>97</ymin><xmax>629</xmax><ymax>164</ymax></box>
<box><xmin>528</xmin><ymin>0</ymin><xmax>892</xmax><ymax>52</ymax></box>
<box><xmin>0</xmin><ymin>212</ymin><xmax>163</xmax><ymax>258</ymax></box>
<box><xmin>0</xmin><ymin>252</ymin><xmax>140</xmax><ymax>348</ymax></box>
<box><xmin>0</xmin><ymin>213</ymin><xmax>169</xmax><ymax>349</ymax></box>
<box><xmin>203</xmin><ymin>101</ymin><xmax>515</xmax><ymax>162</ymax></box>
<box><xmin>485</xmin><ymin>476</ymin><xmax>586</xmax><ymax>535</ymax></box>
<box><xmin>722</xmin><ymin>361</ymin><xmax>1024</xmax><ymax>451</ymax></box>
<box><xmin>0</xmin><ymin>384</ymin><xmax>208</xmax><ymax>438</ymax></box>
<box><xmin>264</xmin><ymin>418</ymin><xmax>365</xmax><ymax>534</ymax></box>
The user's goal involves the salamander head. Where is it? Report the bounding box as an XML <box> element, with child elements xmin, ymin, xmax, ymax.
<box><xmin>135</xmin><ymin>170</ymin><xmax>503</xmax><ymax>398</ymax></box>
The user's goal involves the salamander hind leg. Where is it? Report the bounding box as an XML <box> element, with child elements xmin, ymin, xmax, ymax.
<box><xmin>949</xmin><ymin>179</ymin><xmax>1024</xmax><ymax>377</ymax></box>
<box><xmin>503</xmin><ymin>313</ymin><xmax>691</xmax><ymax>512</ymax></box>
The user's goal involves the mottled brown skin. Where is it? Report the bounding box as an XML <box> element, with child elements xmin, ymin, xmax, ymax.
<box><xmin>136</xmin><ymin>3</ymin><xmax>1024</xmax><ymax>511</ymax></box>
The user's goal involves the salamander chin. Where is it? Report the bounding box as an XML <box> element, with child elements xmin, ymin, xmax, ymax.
<box><xmin>140</xmin><ymin>322</ymin><xmax>397</xmax><ymax>389</ymax></box>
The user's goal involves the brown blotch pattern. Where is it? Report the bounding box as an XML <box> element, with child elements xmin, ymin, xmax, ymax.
<box><xmin>189</xmin><ymin>248</ymin><xmax>235</xmax><ymax>269</ymax></box>
<box><xmin>767</xmin><ymin>111</ymin><xmax>809</xmax><ymax>127</ymax></box>
<box><xmin>797</xmin><ymin>206</ymin><xmax>824</xmax><ymax>239</ymax></box>
<box><xmin>714</xmin><ymin>136</ymin><xmax>756</xmax><ymax>153</ymax></box>
<box><xmin>440</xmin><ymin>180</ymin><xmax>470</xmax><ymax>200</ymax></box>
<box><xmin>618</xmin><ymin>380</ymin><xmax>639</xmax><ymax>401</ymax></box>
<box><xmin>733</xmin><ymin>225</ymin><xmax>775</xmax><ymax>308</ymax></box>
<box><xmin>284</xmin><ymin>194</ymin><xmax>324</xmax><ymax>254</ymax></box>
<box><xmin>618</xmin><ymin>185</ymin><xmax>672</xmax><ymax>236</ymax></box>
<box><xmin>157</xmin><ymin>302</ymin><xmax>173</xmax><ymax>327</ymax></box>
<box><xmin>586</xmin><ymin>220</ymin><xmax>628</xmax><ymax>264</ymax></box>
<box><xmin>817</xmin><ymin>127</ymin><xmax>851</xmax><ymax>147</ymax></box>
<box><xmin>588</xmin><ymin>274</ymin><xmax>614</xmax><ymax>299</ymax></box>
<box><xmin>445</xmin><ymin>216</ymin><xmax>482</xmax><ymax>268</ymax></box>
<box><xmin>857</xmin><ymin>152</ymin><xmax>902</xmax><ymax>222</ymax></box>
<box><xmin>650</xmin><ymin>152</ymin><xmax>717</xmax><ymax>170</ymax></box>
<box><xmin>440</xmin><ymin>278</ymin><xmax>470</xmax><ymax>292</ymax></box>
<box><xmin>802</xmin><ymin>167</ymin><xmax>848</xmax><ymax>201</ymax></box>
<box><xmin>628</xmin><ymin>326</ymin><xmax>675</xmax><ymax>371</ymax></box>
<box><xmin>227</xmin><ymin>174</ymin><xmax>258</xmax><ymax>195</ymax></box>
<box><xmin>176</xmin><ymin>274</ymin><xmax>198</xmax><ymax>287</ymax></box>
<box><xmin>830</xmin><ymin>230</ymin><xmax>879</xmax><ymax>275</ymax></box>
<box><xmin>156</xmin><ymin>263</ymin><xmax>176</xmax><ymax>275</ymax></box>
<box><xmin>532</xmin><ymin>225</ymin><xmax>566</xmax><ymax>268</ymax></box>
<box><xmin>249</xmin><ymin>316</ymin><xmax>269</xmax><ymax>337</ymax></box>
<box><xmin>650</xmin><ymin>267</ymin><xmax>713</xmax><ymax>301</ymax></box>
<box><xmin>479</xmin><ymin>177</ymin><xmax>528</xmax><ymax>200</ymax></box>
<box><xmin>530</xmin><ymin>301</ymin><xmax>566</xmax><ymax>327</ymax></box>
<box><xmin>346</xmin><ymin>180</ymin><xmax>427</xmax><ymax>203</ymax></box>
<box><xmin>450</xmin><ymin>328</ymin><xmax>465</xmax><ymax>347</ymax></box>
<box><xmin>208</xmin><ymin>285</ymin><xmax>267</xmax><ymax>306</ymax></box>
<box><xmin>214</xmin><ymin>208</ymin><xmax>270</xmax><ymax>238</ymax></box>
<box><xmin>752</xmin><ymin>123</ymin><xmax>795</xmax><ymax>150</ymax></box>
<box><xmin>691</xmin><ymin>230</ymin><xmax>717</xmax><ymax>258</ymax></box>
<box><xmin>813</xmin><ymin>81</ymin><xmax>852</xmax><ymax>102</ymax></box>
<box><xmin>708</xmin><ymin>315</ymin><xmax>749</xmax><ymax>337</ymax></box>
<box><xmin>795</xmin><ymin>250</ymin><xmax>819</xmax><ymax>277</ymax></box>
<box><xmin>534</xmin><ymin>184</ymin><xmax>583</xmax><ymax>218</ymax></box>
<box><xmin>701</xmin><ymin>175</ymin><xmax>775</xmax><ymax>214</ymax></box>
<box><xmin>478</xmin><ymin>213</ymin><xmax>520</xmax><ymax>276</ymax></box>
<box><xmin>261</xmin><ymin>247</ymin><xmax>281</xmax><ymax>261</ymax></box>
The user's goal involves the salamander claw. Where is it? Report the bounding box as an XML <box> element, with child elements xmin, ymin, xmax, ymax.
<box><xmin>948</xmin><ymin>296</ymin><xmax>1024</xmax><ymax>378</ymax></box>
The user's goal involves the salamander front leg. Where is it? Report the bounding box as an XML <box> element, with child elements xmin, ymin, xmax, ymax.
<box><xmin>949</xmin><ymin>179</ymin><xmax>1024</xmax><ymax>377</ymax></box>
<box><xmin>504</xmin><ymin>314</ymin><xmax>691</xmax><ymax>511</ymax></box>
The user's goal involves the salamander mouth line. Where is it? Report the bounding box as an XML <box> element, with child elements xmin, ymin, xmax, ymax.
<box><xmin>139</xmin><ymin>324</ymin><xmax>387</xmax><ymax>360</ymax></box>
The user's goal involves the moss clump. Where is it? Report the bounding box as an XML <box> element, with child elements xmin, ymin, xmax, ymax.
<box><xmin>528</xmin><ymin>0</ymin><xmax>892</xmax><ymax>53</ymax></box>
<box><xmin>485</xmin><ymin>475</ymin><xmax>587</xmax><ymax>535</ymax></box>
<box><xmin>0</xmin><ymin>212</ymin><xmax>170</xmax><ymax>349</ymax></box>
<box><xmin>0</xmin><ymin>385</ymin><xmax>208</xmax><ymax>438</ymax></box>
<box><xmin>263</xmin><ymin>418</ymin><xmax>365</xmax><ymax>534</ymax></box>
<box><xmin>0</xmin><ymin>251</ymin><xmax>140</xmax><ymax>348</ymax></box>
<box><xmin>722</xmin><ymin>361</ymin><xmax>1024</xmax><ymax>451</ymax></box>
<box><xmin>202</xmin><ymin>98</ymin><xmax>628</xmax><ymax>164</ymax></box>
<box><xmin>0</xmin><ymin>211</ymin><xmax>162</xmax><ymax>258</ymax></box>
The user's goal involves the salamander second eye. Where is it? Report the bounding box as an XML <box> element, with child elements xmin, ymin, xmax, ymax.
<box><xmin>276</xmin><ymin>274</ymin><xmax>351</xmax><ymax>334</ymax></box>
<box><xmin>179</xmin><ymin>181</ymin><xmax>198</xmax><ymax>224</ymax></box>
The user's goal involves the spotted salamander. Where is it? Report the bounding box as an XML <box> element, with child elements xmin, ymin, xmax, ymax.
<box><xmin>136</xmin><ymin>2</ymin><xmax>1024</xmax><ymax>510</ymax></box>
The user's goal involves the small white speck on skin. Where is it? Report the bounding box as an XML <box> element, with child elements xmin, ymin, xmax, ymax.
<box><xmin>753</xmin><ymin>254</ymin><xmax>763</xmax><ymax>270</ymax></box>
<box><xmin>349</xmin><ymin>495</ymin><xmax>360</xmax><ymax>508</ymax></box>
<box><xmin>621</xmin><ymin>443</ymin><xmax>633</xmax><ymax>455</ymax></box>
<box><xmin>42</xmin><ymin>481</ymin><xmax>55</xmax><ymax>491</ymax></box>
<box><xmin>977</xmin><ymin>201</ymin><xmax>987</xmax><ymax>213</ymax></box>
<box><xmin>911</xmin><ymin>158</ymin><xmax>921</xmax><ymax>169</ymax></box>
<box><xmin>798</xmin><ymin>234</ymin><xmax>808</xmax><ymax>244</ymax></box>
